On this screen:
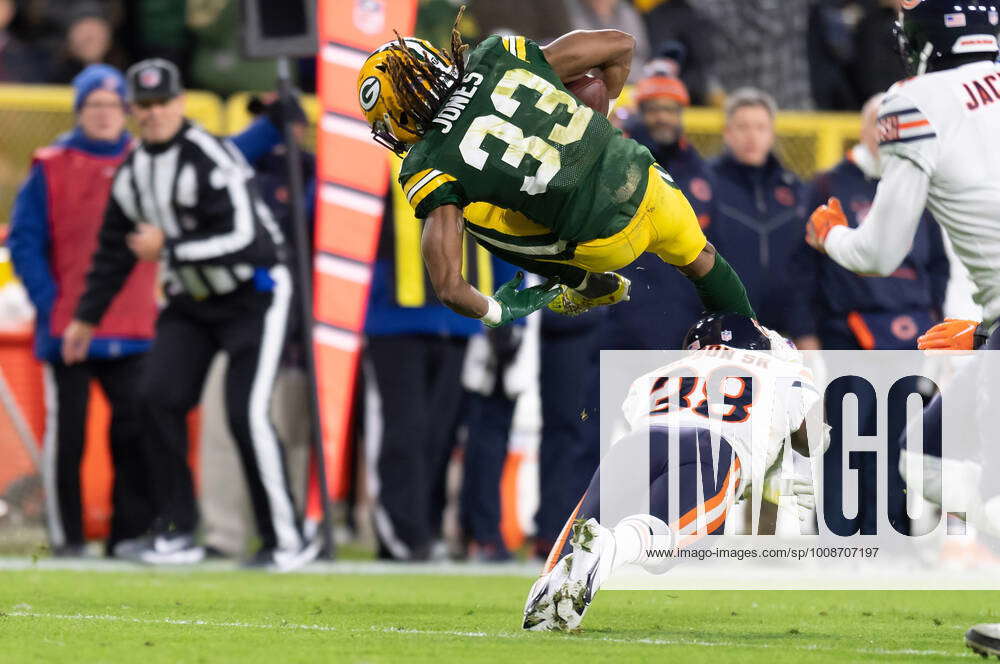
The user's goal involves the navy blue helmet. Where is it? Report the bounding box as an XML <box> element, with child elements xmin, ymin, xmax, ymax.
<box><xmin>682</xmin><ymin>313</ymin><xmax>771</xmax><ymax>351</ymax></box>
<box><xmin>896</xmin><ymin>0</ymin><xmax>1000</xmax><ymax>75</ymax></box>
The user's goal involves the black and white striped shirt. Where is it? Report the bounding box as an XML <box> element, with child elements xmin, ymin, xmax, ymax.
<box><xmin>77</xmin><ymin>120</ymin><xmax>285</xmax><ymax>323</ymax></box>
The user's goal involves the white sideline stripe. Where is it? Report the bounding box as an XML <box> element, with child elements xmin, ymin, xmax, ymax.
<box><xmin>313</xmin><ymin>325</ymin><xmax>359</xmax><ymax>352</ymax></box>
<box><xmin>41</xmin><ymin>364</ymin><xmax>64</xmax><ymax>548</ymax></box>
<box><xmin>0</xmin><ymin>557</ymin><xmax>541</xmax><ymax>576</ymax></box>
<box><xmin>315</xmin><ymin>253</ymin><xmax>371</xmax><ymax>284</ymax></box>
<box><xmin>321</xmin><ymin>43</ymin><xmax>368</xmax><ymax>70</ymax></box>
<box><xmin>3</xmin><ymin>611</ymin><xmax>966</xmax><ymax>657</ymax></box>
<box><xmin>321</xmin><ymin>113</ymin><xmax>377</xmax><ymax>144</ymax></box>
<box><xmin>247</xmin><ymin>265</ymin><xmax>301</xmax><ymax>552</ymax></box>
<box><xmin>321</xmin><ymin>183</ymin><xmax>383</xmax><ymax>218</ymax></box>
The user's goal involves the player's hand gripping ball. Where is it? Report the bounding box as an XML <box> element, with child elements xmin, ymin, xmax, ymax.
<box><xmin>806</xmin><ymin>196</ymin><xmax>848</xmax><ymax>252</ymax></box>
<box><xmin>567</xmin><ymin>75</ymin><xmax>610</xmax><ymax>116</ymax></box>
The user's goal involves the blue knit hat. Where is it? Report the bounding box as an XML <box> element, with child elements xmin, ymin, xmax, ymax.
<box><xmin>72</xmin><ymin>64</ymin><xmax>126</xmax><ymax>112</ymax></box>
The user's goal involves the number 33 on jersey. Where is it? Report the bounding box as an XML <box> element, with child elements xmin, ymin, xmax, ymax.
<box><xmin>398</xmin><ymin>35</ymin><xmax>656</xmax><ymax>244</ymax></box>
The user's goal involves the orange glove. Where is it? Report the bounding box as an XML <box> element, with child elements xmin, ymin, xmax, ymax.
<box><xmin>806</xmin><ymin>197</ymin><xmax>848</xmax><ymax>252</ymax></box>
<box><xmin>917</xmin><ymin>318</ymin><xmax>983</xmax><ymax>351</ymax></box>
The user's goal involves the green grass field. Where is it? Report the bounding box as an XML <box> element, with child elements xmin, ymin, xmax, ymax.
<box><xmin>1</xmin><ymin>565</ymin><xmax>996</xmax><ymax>663</ymax></box>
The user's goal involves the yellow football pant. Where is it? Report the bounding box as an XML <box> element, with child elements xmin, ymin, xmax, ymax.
<box><xmin>464</xmin><ymin>165</ymin><xmax>707</xmax><ymax>275</ymax></box>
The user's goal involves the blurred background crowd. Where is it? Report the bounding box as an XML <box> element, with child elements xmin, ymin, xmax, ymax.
<box><xmin>0</xmin><ymin>0</ymin><xmax>973</xmax><ymax>567</ymax></box>
<box><xmin>0</xmin><ymin>0</ymin><xmax>905</xmax><ymax>110</ymax></box>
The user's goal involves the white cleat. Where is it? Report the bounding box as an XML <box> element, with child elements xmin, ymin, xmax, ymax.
<box><xmin>522</xmin><ymin>554</ymin><xmax>572</xmax><ymax>631</ymax></box>
<box><xmin>271</xmin><ymin>536</ymin><xmax>323</xmax><ymax>573</ymax></box>
<box><xmin>114</xmin><ymin>532</ymin><xmax>205</xmax><ymax>565</ymax></box>
<box><xmin>524</xmin><ymin>518</ymin><xmax>616</xmax><ymax>632</ymax></box>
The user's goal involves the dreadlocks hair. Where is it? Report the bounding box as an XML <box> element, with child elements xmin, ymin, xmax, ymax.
<box><xmin>380</xmin><ymin>6</ymin><xmax>469</xmax><ymax>150</ymax></box>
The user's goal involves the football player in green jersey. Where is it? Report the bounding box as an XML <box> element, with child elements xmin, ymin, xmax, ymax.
<box><xmin>356</xmin><ymin>12</ymin><xmax>754</xmax><ymax>328</ymax></box>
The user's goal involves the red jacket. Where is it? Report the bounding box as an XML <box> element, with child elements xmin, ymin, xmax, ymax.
<box><xmin>34</xmin><ymin>143</ymin><xmax>157</xmax><ymax>340</ymax></box>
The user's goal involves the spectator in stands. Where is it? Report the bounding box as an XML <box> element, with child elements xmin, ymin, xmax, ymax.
<box><xmin>795</xmin><ymin>93</ymin><xmax>949</xmax><ymax>352</ymax></box>
<box><xmin>565</xmin><ymin>0</ymin><xmax>650</xmax><ymax>82</ymax></box>
<box><xmin>698</xmin><ymin>0</ymin><xmax>813</xmax><ymax>110</ymax></box>
<box><xmin>807</xmin><ymin>0</ymin><xmax>864</xmax><ymax>111</ymax></box>
<box><xmin>851</xmin><ymin>0</ymin><xmax>907</xmax><ymax>103</ymax></box>
<box><xmin>418</xmin><ymin>0</ymin><xmax>482</xmax><ymax>48</ymax></box>
<box><xmin>641</xmin><ymin>2</ymin><xmax>722</xmax><ymax>106</ymax></box>
<box><xmin>120</xmin><ymin>1</ymin><xmax>188</xmax><ymax>74</ymax></box>
<box><xmin>363</xmin><ymin>194</ymin><xmax>492</xmax><ymax>561</ymax></box>
<box><xmin>708</xmin><ymin>88</ymin><xmax>814</xmax><ymax>345</ymax></box>
<box><xmin>0</xmin><ymin>0</ymin><xmax>47</xmax><ymax>82</ymax></box>
<box><xmin>187</xmin><ymin>0</ymin><xmax>279</xmax><ymax>96</ymax></box>
<box><xmin>607</xmin><ymin>73</ymin><xmax>716</xmax><ymax>349</ymax></box>
<box><xmin>7</xmin><ymin>65</ymin><xmax>156</xmax><ymax>557</ymax></box>
<box><xmin>49</xmin><ymin>4</ymin><xmax>125</xmax><ymax>84</ymax></box>
<box><xmin>468</xmin><ymin>0</ymin><xmax>572</xmax><ymax>44</ymax></box>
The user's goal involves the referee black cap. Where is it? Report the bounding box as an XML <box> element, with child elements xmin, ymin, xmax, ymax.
<box><xmin>126</xmin><ymin>58</ymin><xmax>183</xmax><ymax>104</ymax></box>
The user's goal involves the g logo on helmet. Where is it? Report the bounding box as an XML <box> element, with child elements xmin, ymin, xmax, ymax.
<box><xmin>900</xmin><ymin>0</ymin><xmax>922</xmax><ymax>9</ymax></box>
<box><xmin>359</xmin><ymin>76</ymin><xmax>381</xmax><ymax>112</ymax></box>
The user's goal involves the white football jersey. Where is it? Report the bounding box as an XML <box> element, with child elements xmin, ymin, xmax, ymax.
<box><xmin>620</xmin><ymin>343</ymin><xmax>818</xmax><ymax>485</ymax></box>
<box><xmin>879</xmin><ymin>61</ymin><xmax>1000</xmax><ymax>321</ymax></box>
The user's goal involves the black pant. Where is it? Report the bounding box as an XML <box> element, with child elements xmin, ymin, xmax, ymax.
<box><xmin>43</xmin><ymin>354</ymin><xmax>154</xmax><ymax>550</ymax></box>
<box><xmin>364</xmin><ymin>334</ymin><xmax>467</xmax><ymax>560</ymax></box>
<box><xmin>546</xmin><ymin>426</ymin><xmax>737</xmax><ymax>567</ymax></box>
<box><xmin>460</xmin><ymin>388</ymin><xmax>516</xmax><ymax>548</ymax></box>
<box><xmin>535</xmin><ymin>320</ymin><xmax>603</xmax><ymax>546</ymax></box>
<box><xmin>139</xmin><ymin>269</ymin><xmax>302</xmax><ymax>552</ymax></box>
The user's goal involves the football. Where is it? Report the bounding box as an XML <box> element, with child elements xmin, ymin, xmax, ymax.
<box><xmin>566</xmin><ymin>74</ymin><xmax>610</xmax><ymax>116</ymax></box>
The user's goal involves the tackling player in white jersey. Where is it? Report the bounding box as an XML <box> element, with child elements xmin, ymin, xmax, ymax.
<box><xmin>807</xmin><ymin>0</ymin><xmax>1000</xmax><ymax>350</ymax></box>
<box><xmin>522</xmin><ymin>313</ymin><xmax>819</xmax><ymax>632</ymax></box>
<box><xmin>804</xmin><ymin>2</ymin><xmax>1000</xmax><ymax>656</ymax></box>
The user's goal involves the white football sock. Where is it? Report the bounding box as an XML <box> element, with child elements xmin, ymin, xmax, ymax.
<box><xmin>612</xmin><ymin>514</ymin><xmax>673</xmax><ymax>572</ymax></box>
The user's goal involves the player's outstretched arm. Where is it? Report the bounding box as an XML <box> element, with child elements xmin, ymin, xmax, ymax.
<box><xmin>677</xmin><ymin>242</ymin><xmax>756</xmax><ymax>319</ymax></box>
<box><xmin>422</xmin><ymin>204</ymin><xmax>489</xmax><ymax>318</ymax></box>
<box><xmin>421</xmin><ymin>205</ymin><xmax>559</xmax><ymax>325</ymax></box>
<box><xmin>541</xmin><ymin>30</ymin><xmax>635</xmax><ymax>100</ymax></box>
<box><xmin>809</xmin><ymin>155</ymin><xmax>929</xmax><ymax>275</ymax></box>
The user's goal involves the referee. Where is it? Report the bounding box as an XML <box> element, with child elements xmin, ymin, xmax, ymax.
<box><xmin>62</xmin><ymin>59</ymin><xmax>317</xmax><ymax>570</ymax></box>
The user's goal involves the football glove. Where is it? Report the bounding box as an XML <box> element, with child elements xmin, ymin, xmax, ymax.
<box><xmin>806</xmin><ymin>196</ymin><xmax>848</xmax><ymax>252</ymax></box>
<box><xmin>916</xmin><ymin>318</ymin><xmax>987</xmax><ymax>351</ymax></box>
<box><xmin>484</xmin><ymin>272</ymin><xmax>560</xmax><ymax>328</ymax></box>
<box><xmin>761</xmin><ymin>458</ymin><xmax>815</xmax><ymax>524</ymax></box>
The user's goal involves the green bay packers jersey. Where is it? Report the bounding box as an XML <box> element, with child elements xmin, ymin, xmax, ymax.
<box><xmin>398</xmin><ymin>35</ymin><xmax>656</xmax><ymax>243</ymax></box>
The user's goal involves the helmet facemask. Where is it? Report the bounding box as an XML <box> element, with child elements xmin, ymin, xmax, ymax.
<box><xmin>894</xmin><ymin>4</ymin><xmax>1000</xmax><ymax>77</ymax></box>
<box><xmin>894</xmin><ymin>18</ymin><xmax>937</xmax><ymax>76</ymax></box>
<box><xmin>360</xmin><ymin>8</ymin><xmax>469</xmax><ymax>155</ymax></box>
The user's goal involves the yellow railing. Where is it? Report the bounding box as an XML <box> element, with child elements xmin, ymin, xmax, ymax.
<box><xmin>0</xmin><ymin>83</ymin><xmax>861</xmax><ymax>226</ymax></box>
<box><xmin>0</xmin><ymin>85</ymin><xmax>225</xmax><ymax>225</ymax></box>
<box><xmin>614</xmin><ymin>89</ymin><xmax>861</xmax><ymax>176</ymax></box>
<box><xmin>652</xmin><ymin>107</ymin><xmax>859</xmax><ymax>179</ymax></box>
